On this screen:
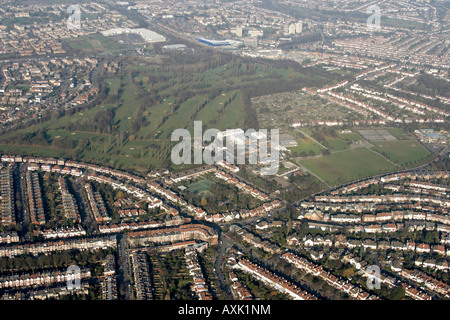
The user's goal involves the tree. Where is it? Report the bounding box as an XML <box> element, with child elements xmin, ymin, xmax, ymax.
<box><xmin>392</xmin><ymin>286</ymin><xmax>405</xmax><ymax>300</ymax></box>
<box><xmin>116</xmin><ymin>191</ymin><xmax>124</xmax><ymax>199</ymax></box>
<box><xmin>287</xmin><ymin>218</ymin><xmax>293</xmax><ymax>235</ymax></box>
<box><xmin>342</xmin><ymin>267</ymin><xmax>355</xmax><ymax>278</ymax></box>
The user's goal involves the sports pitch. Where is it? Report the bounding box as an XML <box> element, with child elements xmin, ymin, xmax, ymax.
<box><xmin>187</xmin><ymin>179</ymin><xmax>215</xmax><ymax>196</ymax></box>
<box><xmin>300</xmin><ymin>148</ymin><xmax>398</xmax><ymax>185</ymax></box>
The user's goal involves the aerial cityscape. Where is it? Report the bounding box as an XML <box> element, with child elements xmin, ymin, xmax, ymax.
<box><xmin>0</xmin><ymin>0</ymin><xmax>449</xmax><ymax>306</ymax></box>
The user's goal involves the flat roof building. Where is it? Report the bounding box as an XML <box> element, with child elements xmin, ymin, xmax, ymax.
<box><xmin>102</xmin><ymin>28</ymin><xmax>166</xmax><ymax>44</ymax></box>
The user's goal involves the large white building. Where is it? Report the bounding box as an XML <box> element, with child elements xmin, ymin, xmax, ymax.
<box><xmin>101</xmin><ymin>28</ymin><xmax>166</xmax><ymax>43</ymax></box>
<box><xmin>287</xmin><ymin>21</ymin><xmax>303</xmax><ymax>35</ymax></box>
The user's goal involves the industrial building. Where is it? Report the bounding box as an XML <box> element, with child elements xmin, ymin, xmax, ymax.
<box><xmin>101</xmin><ymin>28</ymin><xmax>166</xmax><ymax>44</ymax></box>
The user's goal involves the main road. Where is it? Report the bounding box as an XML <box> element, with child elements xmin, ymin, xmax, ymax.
<box><xmin>117</xmin><ymin>234</ymin><xmax>133</xmax><ymax>300</ymax></box>
<box><xmin>213</xmin><ymin>233</ymin><xmax>234</xmax><ymax>300</ymax></box>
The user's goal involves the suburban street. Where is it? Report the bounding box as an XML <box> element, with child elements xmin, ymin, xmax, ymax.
<box><xmin>213</xmin><ymin>233</ymin><xmax>234</xmax><ymax>300</ymax></box>
<box><xmin>117</xmin><ymin>234</ymin><xmax>133</xmax><ymax>300</ymax></box>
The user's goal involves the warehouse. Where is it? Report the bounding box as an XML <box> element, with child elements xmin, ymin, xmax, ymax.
<box><xmin>102</xmin><ymin>28</ymin><xmax>166</xmax><ymax>44</ymax></box>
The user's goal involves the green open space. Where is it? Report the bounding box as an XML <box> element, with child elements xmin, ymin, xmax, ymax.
<box><xmin>326</xmin><ymin>138</ymin><xmax>350</xmax><ymax>152</ymax></box>
<box><xmin>371</xmin><ymin>140</ymin><xmax>431</xmax><ymax>166</ymax></box>
<box><xmin>61</xmin><ymin>34</ymin><xmax>127</xmax><ymax>54</ymax></box>
<box><xmin>0</xmin><ymin>53</ymin><xmax>345</xmax><ymax>173</ymax></box>
<box><xmin>385</xmin><ymin>127</ymin><xmax>414</xmax><ymax>140</ymax></box>
<box><xmin>187</xmin><ymin>179</ymin><xmax>215</xmax><ymax>196</ymax></box>
<box><xmin>337</xmin><ymin>131</ymin><xmax>363</xmax><ymax>142</ymax></box>
<box><xmin>300</xmin><ymin>148</ymin><xmax>398</xmax><ymax>185</ymax></box>
<box><xmin>288</xmin><ymin>138</ymin><xmax>325</xmax><ymax>156</ymax></box>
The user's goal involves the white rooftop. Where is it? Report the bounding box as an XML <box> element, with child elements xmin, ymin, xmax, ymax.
<box><xmin>101</xmin><ymin>28</ymin><xmax>166</xmax><ymax>43</ymax></box>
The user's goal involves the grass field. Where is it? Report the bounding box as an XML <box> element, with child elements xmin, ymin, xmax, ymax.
<box><xmin>0</xmin><ymin>54</ymin><xmax>352</xmax><ymax>173</ymax></box>
<box><xmin>187</xmin><ymin>179</ymin><xmax>215</xmax><ymax>196</ymax></box>
<box><xmin>385</xmin><ymin>127</ymin><xmax>414</xmax><ymax>140</ymax></box>
<box><xmin>62</xmin><ymin>34</ymin><xmax>125</xmax><ymax>54</ymax></box>
<box><xmin>0</xmin><ymin>60</ymin><xmax>266</xmax><ymax>172</ymax></box>
<box><xmin>158</xmin><ymin>96</ymin><xmax>205</xmax><ymax>137</ymax></box>
<box><xmin>288</xmin><ymin>138</ymin><xmax>325</xmax><ymax>156</ymax></box>
<box><xmin>288</xmin><ymin>130</ymin><xmax>326</xmax><ymax>156</ymax></box>
<box><xmin>338</xmin><ymin>131</ymin><xmax>363</xmax><ymax>142</ymax></box>
<box><xmin>371</xmin><ymin>140</ymin><xmax>431</xmax><ymax>165</ymax></box>
<box><xmin>300</xmin><ymin>148</ymin><xmax>398</xmax><ymax>185</ymax></box>
<box><xmin>194</xmin><ymin>91</ymin><xmax>241</xmax><ymax>129</ymax></box>
<box><xmin>326</xmin><ymin>138</ymin><xmax>350</xmax><ymax>152</ymax></box>
<box><xmin>0</xmin><ymin>144</ymin><xmax>74</xmax><ymax>159</ymax></box>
